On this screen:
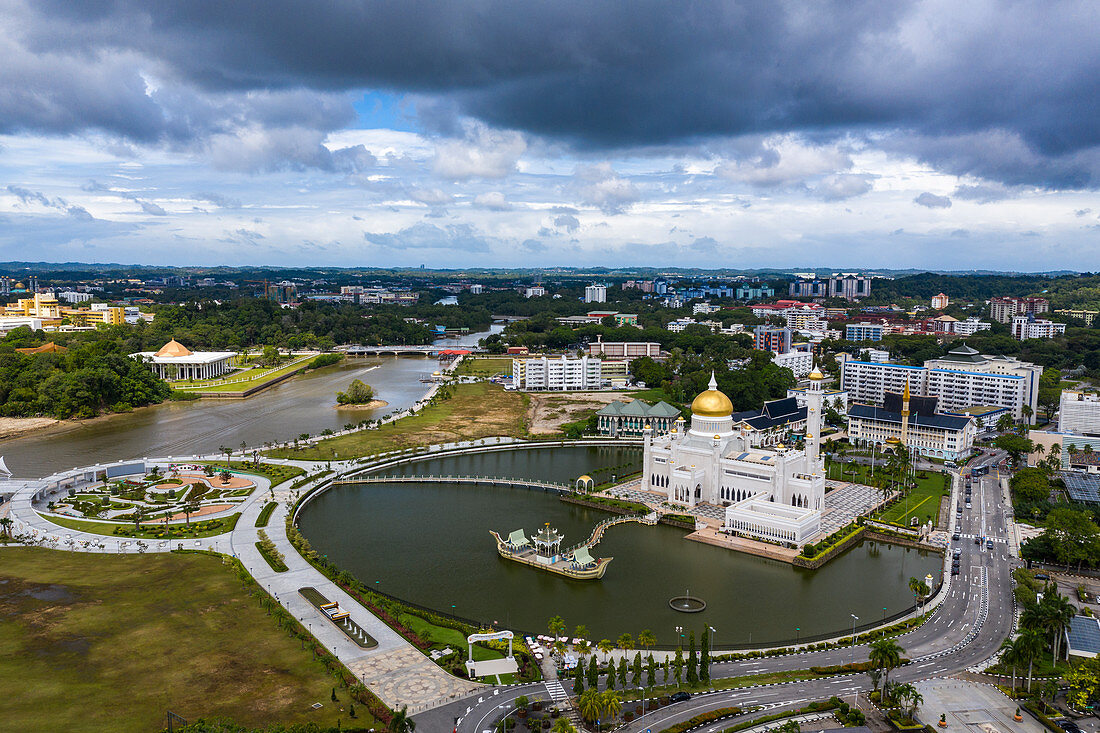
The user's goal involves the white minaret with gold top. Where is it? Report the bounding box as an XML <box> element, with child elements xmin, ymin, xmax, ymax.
<box><xmin>804</xmin><ymin>365</ymin><xmax>825</xmax><ymax>470</ymax></box>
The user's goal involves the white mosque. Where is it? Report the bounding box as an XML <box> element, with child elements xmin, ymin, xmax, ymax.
<box><xmin>642</xmin><ymin>370</ymin><xmax>827</xmax><ymax>546</ymax></box>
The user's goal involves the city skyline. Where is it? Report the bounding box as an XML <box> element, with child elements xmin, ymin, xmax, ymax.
<box><xmin>3</xmin><ymin>1</ymin><xmax>1100</xmax><ymax>269</ymax></box>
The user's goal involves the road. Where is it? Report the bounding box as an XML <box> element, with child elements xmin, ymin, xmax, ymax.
<box><xmin>418</xmin><ymin>450</ymin><xmax>1018</xmax><ymax>733</ymax></box>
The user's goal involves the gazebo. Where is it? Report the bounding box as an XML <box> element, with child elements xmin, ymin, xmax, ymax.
<box><xmin>532</xmin><ymin>523</ymin><xmax>563</xmax><ymax>558</ymax></box>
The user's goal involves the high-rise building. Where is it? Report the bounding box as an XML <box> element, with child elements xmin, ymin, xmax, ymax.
<box><xmin>584</xmin><ymin>284</ymin><xmax>607</xmax><ymax>303</ymax></box>
<box><xmin>845</xmin><ymin>322</ymin><xmax>884</xmax><ymax>341</ymax></box>
<box><xmin>989</xmin><ymin>296</ymin><xmax>1049</xmax><ymax>323</ymax></box>
<box><xmin>1060</xmin><ymin>391</ymin><xmax>1100</xmax><ymax>437</ymax></box>
<box><xmin>828</xmin><ymin>274</ymin><xmax>871</xmax><ymax>301</ymax></box>
<box><xmin>931</xmin><ymin>293</ymin><xmax>950</xmax><ymax>309</ymax></box>
<box><xmin>788</xmin><ymin>279</ymin><xmax>829</xmax><ymax>298</ymax></box>
<box><xmin>511</xmin><ymin>355</ymin><xmax>603</xmax><ymax>391</ymax></box>
<box><xmin>753</xmin><ymin>325</ymin><xmax>793</xmax><ymax>354</ymax></box>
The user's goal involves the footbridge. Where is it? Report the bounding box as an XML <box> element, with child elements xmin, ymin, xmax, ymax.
<box><xmin>329</xmin><ymin>474</ymin><xmax>571</xmax><ymax>493</ymax></box>
<box><xmin>566</xmin><ymin>512</ymin><xmax>659</xmax><ymax>555</ymax></box>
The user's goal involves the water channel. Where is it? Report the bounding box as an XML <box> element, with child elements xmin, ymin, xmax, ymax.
<box><xmin>0</xmin><ymin>327</ymin><xmax>502</xmax><ymax>477</ymax></box>
<box><xmin>298</xmin><ymin>445</ymin><xmax>940</xmax><ymax>646</ymax></box>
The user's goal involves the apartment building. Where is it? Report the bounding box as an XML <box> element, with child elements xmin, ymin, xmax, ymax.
<box><xmin>989</xmin><ymin>296</ymin><xmax>1049</xmax><ymax>323</ymax></box>
<box><xmin>735</xmin><ymin>283</ymin><xmax>775</xmax><ymax>300</ymax></box>
<box><xmin>586</xmin><ymin>339</ymin><xmax>662</xmax><ymax>359</ymax></box>
<box><xmin>845</xmin><ymin>322</ymin><xmax>884</xmax><ymax>341</ymax></box>
<box><xmin>774</xmin><ymin>349</ymin><xmax>814</xmax><ymax>378</ymax></box>
<box><xmin>524</xmin><ymin>286</ymin><xmax>546</xmax><ymax>298</ymax></box>
<box><xmin>511</xmin><ymin>355</ymin><xmax>603</xmax><ymax>391</ymax></box>
<box><xmin>1011</xmin><ymin>314</ymin><xmax>1066</xmax><ymax>340</ymax></box>
<box><xmin>1055</xmin><ymin>309</ymin><xmax>1098</xmax><ymax>326</ymax></box>
<box><xmin>784</xmin><ymin>307</ymin><xmax>826</xmax><ymax>331</ymax></box>
<box><xmin>931</xmin><ymin>293</ymin><xmax>949</xmax><ymax>309</ymax></box>
<box><xmin>753</xmin><ymin>325</ymin><xmax>793</xmax><ymax>354</ymax></box>
<box><xmin>1060</xmin><ymin>391</ymin><xmax>1100</xmax><ymax>437</ymax></box>
<box><xmin>584</xmin><ymin>284</ymin><xmax>607</xmax><ymax>303</ymax></box>
<box><xmin>829</xmin><ymin>274</ymin><xmax>872</xmax><ymax>301</ymax></box>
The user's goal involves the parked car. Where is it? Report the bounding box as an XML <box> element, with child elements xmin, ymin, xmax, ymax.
<box><xmin>670</xmin><ymin>691</ymin><xmax>692</xmax><ymax>703</ymax></box>
<box><xmin>1056</xmin><ymin>720</ymin><xmax>1081</xmax><ymax>733</ymax></box>
<box><xmin>1034</xmin><ymin>573</ymin><xmax>1050</xmax><ymax>580</ymax></box>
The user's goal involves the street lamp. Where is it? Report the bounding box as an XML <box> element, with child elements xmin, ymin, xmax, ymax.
<box><xmin>675</xmin><ymin>626</ymin><xmax>683</xmax><ymax>651</ymax></box>
<box><xmin>882</xmin><ymin>607</ymin><xmax>887</xmax><ymax>636</ymax></box>
<box><xmin>850</xmin><ymin>614</ymin><xmax>859</xmax><ymax>663</ymax></box>
<box><xmin>795</xmin><ymin>627</ymin><xmax>800</xmax><ymax>645</ymax></box>
<box><xmin>708</xmin><ymin>626</ymin><xmax>717</xmax><ymax>655</ymax></box>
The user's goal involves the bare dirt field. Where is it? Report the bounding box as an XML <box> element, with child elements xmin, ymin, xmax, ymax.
<box><xmin>526</xmin><ymin>391</ymin><xmax>625</xmax><ymax>434</ymax></box>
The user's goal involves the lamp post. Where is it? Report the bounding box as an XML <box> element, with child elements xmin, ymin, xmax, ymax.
<box><xmin>850</xmin><ymin>614</ymin><xmax>859</xmax><ymax>663</ymax></box>
<box><xmin>675</xmin><ymin>626</ymin><xmax>683</xmax><ymax>651</ymax></box>
<box><xmin>708</xmin><ymin>626</ymin><xmax>717</xmax><ymax>655</ymax></box>
<box><xmin>882</xmin><ymin>607</ymin><xmax>887</xmax><ymax>636</ymax></box>
<box><xmin>795</xmin><ymin>627</ymin><xmax>800</xmax><ymax>645</ymax></box>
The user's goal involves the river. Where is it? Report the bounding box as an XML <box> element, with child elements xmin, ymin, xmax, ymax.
<box><xmin>0</xmin><ymin>326</ymin><xmax>503</xmax><ymax>477</ymax></box>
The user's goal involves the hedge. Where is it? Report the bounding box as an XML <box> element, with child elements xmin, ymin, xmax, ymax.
<box><xmin>255</xmin><ymin>501</ymin><xmax>277</xmax><ymax>527</ymax></box>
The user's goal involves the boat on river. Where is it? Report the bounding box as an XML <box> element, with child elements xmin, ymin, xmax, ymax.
<box><xmin>490</xmin><ymin>523</ymin><xmax>612</xmax><ymax>580</ymax></box>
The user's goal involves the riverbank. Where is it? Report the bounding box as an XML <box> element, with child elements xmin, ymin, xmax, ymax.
<box><xmin>0</xmin><ymin>417</ymin><xmax>60</xmax><ymax>441</ymax></box>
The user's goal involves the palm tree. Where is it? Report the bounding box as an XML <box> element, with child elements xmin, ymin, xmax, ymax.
<box><xmin>574</xmin><ymin>624</ymin><xmax>590</xmax><ymax>652</ymax></box>
<box><xmin>869</xmin><ymin>638</ymin><xmax>904</xmax><ymax>695</ymax></box>
<box><xmin>1022</xmin><ymin>405</ymin><xmax>1033</xmax><ymax>425</ymax></box>
<box><xmin>1041</xmin><ymin>678</ymin><xmax>1059</xmax><ymax>713</ymax></box>
<box><xmin>577</xmin><ymin>689</ymin><xmax>602</xmax><ymax>724</ymax></box>
<box><xmin>996</xmin><ymin>413</ymin><xmax>1015</xmax><ymax>434</ymax></box>
<box><xmin>599</xmin><ymin>690</ymin><xmax>622</xmax><ymax>725</ymax></box>
<box><xmin>551</xmin><ymin>718</ymin><xmax>578</xmax><ymax>733</ymax></box>
<box><xmin>1018</xmin><ymin>627</ymin><xmax>1046</xmax><ymax>692</ymax></box>
<box><xmin>908</xmin><ymin>577</ymin><xmax>930</xmax><ymax>614</ymax></box>
<box><xmin>1042</xmin><ymin>593</ymin><xmax>1076</xmax><ymax>663</ymax></box>
<box><xmin>1000</xmin><ymin>636</ymin><xmax>1023</xmax><ymax>692</ymax></box>
<box><xmin>637</xmin><ymin>628</ymin><xmax>657</xmax><ymax>652</ymax></box>
<box><xmin>597</xmin><ymin>638</ymin><xmax>614</xmax><ymax>663</ymax></box>
<box><xmin>617</xmin><ymin>632</ymin><xmax>633</xmax><ymax>651</ymax></box>
<box><xmin>548</xmin><ymin>615</ymin><xmax>567</xmax><ymax>640</ymax></box>
<box><xmin>0</xmin><ymin>517</ymin><xmax>13</xmax><ymax>538</ymax></box>
<box><xmin>387</xmin><ymin>705</ymin><xmax>416</xmax><ymax>733</ymax></box>
<box><xmin>906</xmin><ymin>687</ymin><xmax>924</xmax><ymax>719</ymax></box>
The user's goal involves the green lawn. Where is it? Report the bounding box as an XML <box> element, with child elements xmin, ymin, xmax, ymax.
<box><xmin>171</xmin><ymin>358</ymin><xmax>314</xmax><ymax>393</ymax></box>
<box><xmin>0</xmin><ymin>548</ymin><xmax>380</xmax><ymax>732</ymax></box>
<box><xmin>41</xmin><ymin>512</ymin><xmax>240</xmax><ymax>539</ymax></box>
<box><xmin>825</xmin><ymin>459</ymin><xmax>949</xmax><ymax>526</ymax></box>
<box><xmin>454</xmin><ymin>356</ymin><xmax>513</xmax><ymax>377</ymax></box>
<box><xmin>265</xmin><ymin>382</ymin><xmax>529</xmax><ymax>460</ymax></box>
<box><xmin>626</xmin><ymin>387</ymin><xmax>683</xmax><ymax>407</ymax></box>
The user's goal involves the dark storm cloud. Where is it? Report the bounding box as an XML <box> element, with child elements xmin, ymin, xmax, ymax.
<box><xmin>5</xmin><ymin>1</ymin><xmax>1100</xmax><ymax>186</ymax></box>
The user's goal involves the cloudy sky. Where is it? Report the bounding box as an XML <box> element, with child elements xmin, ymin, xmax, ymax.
<box><xmin>2</xmin><ymin>0</ymin><xmax>1100</xmax><ymax>270</ymax></box>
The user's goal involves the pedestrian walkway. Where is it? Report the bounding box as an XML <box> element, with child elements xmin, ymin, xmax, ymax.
<box><xmin>236</xmin><ymin>465</ymin><xmax>483</xmax><ymax>713</ymax></box>
<box><xmin>544</xmin><ymin>679</ymin><xmax>568</xmax><ymax>702</ymax></box>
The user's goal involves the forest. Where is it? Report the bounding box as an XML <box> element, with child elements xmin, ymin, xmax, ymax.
<box><xmin>0</xmin><ymin>328</ymin><xmax>171</xmax><ymax>419</ymax></box>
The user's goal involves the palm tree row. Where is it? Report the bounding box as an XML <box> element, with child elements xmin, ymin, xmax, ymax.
<box><xmin>576</xmin><ymin>689</ymin><xmax>622</xmax><ymax>728</ymax></box>
<box><xmin>1000</xmin><ymin>583</ymin><xmax>1076</xmax><ymax>693</ymax></box>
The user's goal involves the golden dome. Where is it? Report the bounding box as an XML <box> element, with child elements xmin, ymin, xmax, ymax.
<box><xmin>155</xmin><ymin>339</ymin><xmax>193</xmax><ymax>358</ymax></box>
<box><xmin>690</xmin><ymin>372</ymin><xmax>733</xmax><ymax>417</ymax></box>
<box><xmin>808</xmin><ymin>367</ymin><xmax>824</xmax><ymax>380</ymax></box>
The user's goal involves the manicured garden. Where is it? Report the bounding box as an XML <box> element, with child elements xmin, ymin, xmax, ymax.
<box><xmin>43</xmin><ymin>512</ymin><xmax>240</xmax><ymax>540</ymax></box>
<box><xmin>0</xmin><ymin>547</ymin><xmax>384</xmax><ymax>732</ymax></box>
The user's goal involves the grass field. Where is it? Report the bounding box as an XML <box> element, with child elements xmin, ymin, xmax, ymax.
<box><xmin>826</xmin><ymin>460</ymin><xmax>951</xmax><ymax>527</ymax></box>
<box><xmin>454</xmin><ymin>356</ymin><xmax>513</xmax><ymax>377</ymax></box>
<box><xmin>171</xmin><ymin>358</ymin><xmax>314</xmax><ymax>393</ymax></box>
<box><xmin>265</xmin><ymin>382</ymin><xmax>529</xmax><ymax>460</ymax></box>
<box><xmin>41</xmin><ymin>512</ymin><xmax>240</xmax><ymax>539</ymax></box>
<box><xmin>0</xmin><ymin>548</ymin><xmax>379</xmax><ymax>732</ymax></box>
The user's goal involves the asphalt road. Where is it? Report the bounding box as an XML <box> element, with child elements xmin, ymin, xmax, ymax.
<box><xmin>420</xmin><ymin>450</ymin><xmax>1017</xmax><ymax>733</ymax></box>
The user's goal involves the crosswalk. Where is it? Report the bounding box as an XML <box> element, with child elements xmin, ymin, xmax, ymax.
<box><xmin>545</xmin><ymin>679</ymin><xmax>569</xmax><ymax>702</ymax></box>
<box><xmin>956</xmin><ymin>533</ymin><xmax>1006</xmax><ymax>543</ymax></box>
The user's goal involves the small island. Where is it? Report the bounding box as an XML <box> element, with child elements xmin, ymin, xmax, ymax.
<box><xmin>334</xmin><ymin>378</ymin><xmax>388</xmax><ymax>410</ymax></box>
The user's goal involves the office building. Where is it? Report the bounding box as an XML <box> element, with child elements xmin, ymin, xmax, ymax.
<box><xmin>847</xmin><ymin>390</ymin><xmax>975</xmax><ymax>461</ymax></box>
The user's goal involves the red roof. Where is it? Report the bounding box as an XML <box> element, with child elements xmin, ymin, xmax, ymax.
<box><xmin>438</xmin><ymin>349</ymin><xmax>472</xmax><ymax>355</ymax></box>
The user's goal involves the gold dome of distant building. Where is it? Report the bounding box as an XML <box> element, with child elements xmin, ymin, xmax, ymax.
<box><xmin>690</xmin><ymin>372</ymin><xmax>733</xmax><ymax>417</ymax></box>
<box><xmin>808</xmin><ymin>367</ymin><xmax>824</xmax><ymax>380</ymax></box>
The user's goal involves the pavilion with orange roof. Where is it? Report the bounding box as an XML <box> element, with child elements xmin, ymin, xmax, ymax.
<box><xmin>131</xmin><ymin>339</ymin><xmax>236</xmax><ymax>381</ymax></box>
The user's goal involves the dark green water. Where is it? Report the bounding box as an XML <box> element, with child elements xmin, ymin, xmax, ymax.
<box><xmin>299</xmin><ymin>446</ymin><xmax>939</xmax><ymax>645</ymax></box>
